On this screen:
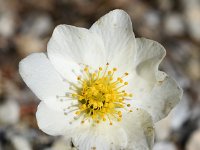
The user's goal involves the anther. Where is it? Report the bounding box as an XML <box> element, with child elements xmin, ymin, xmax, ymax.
<box><xmin>124</xmin><ymin>82</ymin><xmax>128</xmax><ymax>85</ymax></box>
<box><xmin>64</xmin><ymin>64</ymin><xmax>133</xmax><ymax>125</ymax></box>
<box><xmin>92</xmin><ymin>73</ymin><xmax>96</xmax><ymax>77</ymax></box>
<box><xmin>84</xmin><ymin>67</ymin><xmax>88</xmax><ymax>72</ymax></box>
<box><xmin>127</xmin><ymin>104</ymin><xmax>131</xmax><ymax>107</ymax></box>
<box><xmin>72</xmin><ymin>94</ymin><xmax>76</xmax><ymax>97</ymax></box>
<box><xmin>117</xmin><ymin>77</ymin><xmax>121</xmax><ymax>81</ymax></box>
<box><xmin>108</xmin><ymin>71</ymin><xmax>112</xmax><ymax>75</ymax></box>
<box><xmin>124</xmin><ymin>93</ymin><xmax>128</xmax><ymax>96</ymax></box>
<box><xmin>117</xmin><ymin>118</ymin><xmax>122</xmax><ymax>121</ymax></box>
<box><xmin>75</xmin><ymin>111</ymin><xmax>80</xmax><ymax>115</ymax></box>
<box><xmin>77</xmin><ymin>76</ymin><xmax>81</xmax><ymax>80</ymax></box>
<box><xmin>118</xmin><ymin>111</ymin><xmax>122</xmax><ymax>115</ymax></box>
<box><xmin>113</xmin><ymin>68</ymin><xmax>117</xmax><ymax>72</ymax></box>
<box><xmin>125</xmin><ymin>72</ymin><xmax>129</xmax><ymax>76</ymax></box>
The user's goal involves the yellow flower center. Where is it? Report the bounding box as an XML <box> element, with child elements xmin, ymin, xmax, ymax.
<box><xmin>59</xmin><ymin>63</ymin><xmax>133</xmax><ymax>125</ymax></box>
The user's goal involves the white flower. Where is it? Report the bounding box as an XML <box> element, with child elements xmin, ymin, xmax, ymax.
<box><xmin>19</xmin><ymin>9</ymin><xmax>182</xmax><ymax>150</ymax></box>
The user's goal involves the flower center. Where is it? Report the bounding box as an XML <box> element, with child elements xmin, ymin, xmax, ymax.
<box><xmin>60</xmin><ymin>63</ymin><xmax>133</xmax><ymax>125</ymax></box>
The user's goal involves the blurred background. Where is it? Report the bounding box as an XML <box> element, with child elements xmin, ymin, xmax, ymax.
<box><xmin>0</xmin><ymin>0</ymin><xmax>200</xmax><ymax>150</ymax></box>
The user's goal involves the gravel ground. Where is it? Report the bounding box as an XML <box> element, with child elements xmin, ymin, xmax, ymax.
<box><xmin>0</xmin><ymin>0</ymin><xmax>200</xmax><ymax>150</ymax></box>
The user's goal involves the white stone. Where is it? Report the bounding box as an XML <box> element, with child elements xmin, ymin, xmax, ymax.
<box><xmin>153</xmin><ymin>141</ymin><xmax>177</xmax><ymax>150</ymax></box>
<box><xmin>171</xmin><ymin>95</ymin><xmax>190</xmax><ymax>130</ymax></box>
<box><xmin>155</xmin><ymin>114</ymin><xmax>171</xmax><ymax>141</ymax></box>
<box><xmin>183</xmin><ymin>0</ymin><xmax>200</xmax><ymax>41</ymax></box>
<box><xmin>164</xmin><ymin>14</ymin><xmax>185</xmax><ymax>36</ymax></box>
<box><xmin>0</xmin><ymin>100</ymin><xmax>20</xmax><ymax>125</ymax></box>
<box><xmin>186</xmin><ymin>129</ymin><xmax>200</xmax><ymax>150</ymax></box>
<box><xmin>0</xmin><ymin>12</ymin><xmax>15</xmax><ymax>37</ymax></box>
<box><xmin>25</xmin><ymin>14</ymin><xmax>53</xmax><ymax>37</ymax></box>
<box><xmin>10</xmin><ymin>136</ymin><xmax>32</xmax><ymax>150</ymax></box>
<box><xmin>51</xmin><ymin>138</ymin><xmax>76</xmax><ymax>150</ymax></box>
<box><xmin>144</xmin><ymin>11</ymin><xmax>160</xmax><ymax>29</ymax></box>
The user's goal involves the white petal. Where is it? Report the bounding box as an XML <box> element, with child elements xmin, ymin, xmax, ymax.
<box><xmin>47</xmin><ymin>25</ymin><xmax>106</xmax><ymax>82</ymax></box>
<box><xmin>121</xmin><ymin>108</ymin><xmax>154</xmax><ymax>150</ymax></box>
<box><xmin>134</xmin><ymin>71</ymin><xmax>183</xmax><ymax>123</ymax></box>
<box><xmin>37</xmin><ymin>102</ymin><xmax>128</xmax><ymax>149</ymax></box>
<box><xmin>134</xmin><ymin>38</ymin><xmax>166</xmax><ymax>83</ymax></box>
<box><xmin>90</xmin><ymin>9</ymin><xmax>136</xmax><ymax>72</ymax></box>
<box><xmin>124</xmin><ymin>38</ymin><xmax>166</xmax><ymax>94</ymax></box>
<box><xmin>19</xmin><ymin>53</ymin><xmax>69</xmax><ymax>111</ymax></box>
<box><xmin>126</xmin><ymin>38</ymin><xmax>182</xmax><ymax>122</ymax></box>
<box><xmin>36</xmin><ymin>102</ymin><xmax>80</xmax><ymax>136</ymax></box>
<box><xmin>71</xmin><ymin>123</ymin><xmax>127</xmax><ymax>150</ymax></box>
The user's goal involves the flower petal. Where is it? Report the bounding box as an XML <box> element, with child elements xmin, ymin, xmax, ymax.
<box><xmin>71</xmin><ymin>123</ymin><xmax>128</xmax><ymax>150</ymax></box>
<box><xmin>134</xmin><ymin>38</ymin><xmax>166</xmax><ymax>83</ymax></box>
<box><xmin>134</xmin><ymin>71</ymin><xmax>183</xmax><ymax>123</ymax></box>
<box><xmin>90</xmin><ymin>9</ymin><xmax>136</xmax><ymax>72</ymax></box>
<box><xmin>19</xmin><ymin>53</ymin><xmax>69</xmax><ymax>111</ymax></box>
<box><xmin>37</xmin><ymin>103</ymin><xmax>128</xmax><ymax>149</ymax></box>
<box><xmin>121</xmin><ymin>108</ymin><xmax>154</xmax><ymax>150</ymax></box>
<box><xmin>47</xmin><ymin>25</ymin><xmax>106</xmax><ymax>82</ymax></box>
<box><xmin>36</xmin><ymin>102</ymin><xmax>80</xmax><ymax>136</ymax></box>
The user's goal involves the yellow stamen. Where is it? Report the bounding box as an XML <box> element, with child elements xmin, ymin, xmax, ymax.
<box><xmin>65</xmin><ymin>64</ymin><xmax>133</xmax><ymax>125</ymax></box>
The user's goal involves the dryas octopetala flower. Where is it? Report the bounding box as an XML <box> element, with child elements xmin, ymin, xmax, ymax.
<box><xmin>19</xmin><ymin>9</ymin><xmax>182</xmax><ymax>150</ymax></box>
